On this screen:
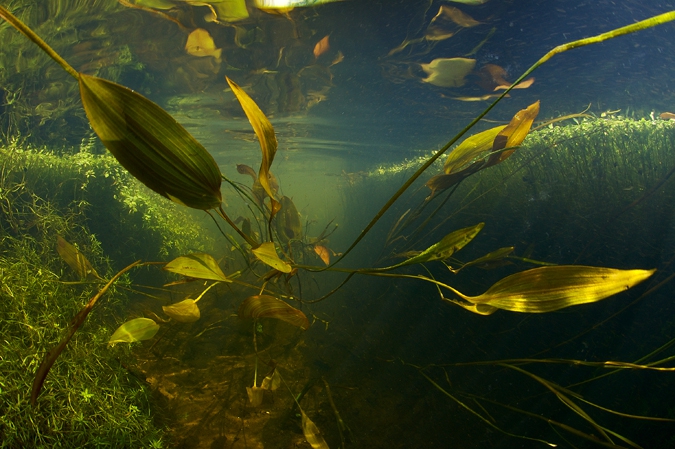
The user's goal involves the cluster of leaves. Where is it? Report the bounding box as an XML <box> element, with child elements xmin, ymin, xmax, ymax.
<box><xmin>3</xmin><ymin>5</ymin><xmax>675</xmax><ymax>448</ymax></box>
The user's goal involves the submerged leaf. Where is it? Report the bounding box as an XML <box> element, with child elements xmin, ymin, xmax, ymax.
<box><xmin>227</xmin><ymin>77</ymin><xmax>278</xmax><ymax>202</ymax></box>
<box><xmin>302</xmin><ymin>411</ymin><xmax>330</xmax><ymax>449</ymax></box>
<box><xmin>247</xmin><ymin>385</ymin><xmax>264</xmax><ymax>406</ymax></box>
<box><xmin>185</xmin><ymin>28</ymin><xmax>222</xmax><ymax>61</ymax></box>
<box><xmin>109</xmin><ymin>317</ymin><xmax>160</xmax><ymax>345</ymax></box>
<box><xmin>78</xmin><ymin>74</ymin><xmax>222</xmax><ymax>210</ymax></box>
<box><xmin>391</xmin><ymin>223</ymin><xmax>484</xmax><ymax>268</ymax></box>
<box><xmin>261</xmin><ymin>369</ymin><xmax>281</xmax><ymax>390</ymax></box>
<box><xmin>443</xmin><ymin>126</ymin><xmax>506</xmax><ymax>174</ymax></box>
<box><xmin>463</xmin><ymin>266</ymin><xmax>655</xmax><ymax>313</ymax></box>
<box><xmin>162</xmin><ymin>298</ymin><xmax>201</xmax><ymax>323</ymax></box>
<box><xmin>488</xmin><ymin>100</ymin><xmax>540</xmax><ymax>166</ymax></box>
<box><xmin>252</xmin><ymin>242</ymin><xmax>292</xmax><ymax>273</ymax></box>
<box><xmin>56</xmin><ymin>236</ymin><xmax>100</xmax><ymax>280</ymax></box>
<box><xmin>421</xmin><ymin>58</ymin><xmax>476</xmax><ymax>88</ymax></box>
<box><xmin>164</xmin><ymin>253</ymin><xmax>229</xmax><ymax>282</ymax></box>
<box><xmin>314</xmin><ymin>245</ymin><xmax>331</xmax><ymax>265</ymax></box>
<box><xmin>238</xmin><ymin>295</ymin><xmax>309</xmax><ymax>330</ymax></box>
<box><xmin>276</xmin><ymin>196</ymin><xmax>303</xmax><ymax>243</ymax></box>
<box><xmin>313</xmin><ymin>35</ymin><xmax>330</xmax><ymax>58</ymax></box>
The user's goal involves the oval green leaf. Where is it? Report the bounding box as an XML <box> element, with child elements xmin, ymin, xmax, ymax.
<box><xmin>108</xmin><ymin>317</ymin><xmax>160</xmax><ymax>346</ymax></box>
<box><xmin>78</xmin><ymin>74</ymin><xmax>222</xmax><ymax>210</ymax></box>
<box><xmin>252</xmin><ymin>242</ymin><xmax>292</xmax><ymax>273</ymax></box>
<box><xmin>238</xmin><ymin>295</ymin><xmax>309</xmax><ymax>330</ymax></box>
<box><xmin>465</xmin><ymin>266</ymin><xmax>655</xmax><ymax>313</ymax></box>
<box><xmin>164</xmin><ymin>253</ymin><xmax>229</xmax><ymax>282</ymax></box>
<box><xmin>162</xmin><ymin>298</ymin><xmax>201</xmax><ymax>323</ymax></box>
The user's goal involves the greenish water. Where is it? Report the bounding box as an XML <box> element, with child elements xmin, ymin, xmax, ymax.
<box><xmin>2</xmin><ymin>1</ymin><xmax>675</xmax><ymax>448</ymax></box>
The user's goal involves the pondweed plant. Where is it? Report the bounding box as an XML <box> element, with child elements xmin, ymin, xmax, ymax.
<box><xmin>2</xmin><ymin>4</ymin><xmax>675</xmax><ymax>447</ymax></box>
<box><xmin>0</xmin><ymin>166</ymin><xmax>166</xmax><ymax>446</ymax></box>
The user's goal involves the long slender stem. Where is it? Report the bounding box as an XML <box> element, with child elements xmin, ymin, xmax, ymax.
<box><xmin>0</xmin><ymin>6</ymin><xmax>79</xmax><ymax>79</ymax></box>
<box><xmin>325</xmin><ymin>10</ymin><xmax>675</xmax><ymax>269</ymax></box>
<box><xmin>217</xmin><ymin>204</ymin><xmax>259</xmax><ymax>247</ymax></box>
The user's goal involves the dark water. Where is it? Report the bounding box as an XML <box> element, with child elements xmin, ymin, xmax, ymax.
<box><xmin>2</xmin><ymin>0</ymin><xmax>675</xmax><ymax>448</ymax></box>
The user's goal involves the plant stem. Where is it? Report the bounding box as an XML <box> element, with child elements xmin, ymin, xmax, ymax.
<box><xmin>0</xmin><ymin>6</ymin><xmax>79</xmax><ymax>79</ymax></box>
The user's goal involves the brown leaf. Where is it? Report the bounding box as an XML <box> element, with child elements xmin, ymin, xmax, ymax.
<box><xmin>238</xmin><ymin>295</ymin><xmax>309</xmax><ymax>330</ymax></box>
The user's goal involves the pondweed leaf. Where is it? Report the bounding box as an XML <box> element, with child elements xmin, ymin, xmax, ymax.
<box><xmin>56</xmin><ymin>236</ymin><xmax>100</xmax><ymax>280</ymax></box>
<box><xmin>164</xmin><ymin>253</ymin><xmax>229</xmax><ymax>282</ymax></box>
<box><xmin>388</xmin><ymin>223</ymin><xmax>484</xmax><ymax>269</ymax></box>
<box><xmin>78</xmin><ymin>74</ymin><xmax>223</xmax><ymax>210</ymax></box>
<box><xmin>252</xmin><ymin>242</ymin><xmax>293</xmax><ymax>273</ymax></box>
<box><xmin>162</xmin><ymin>298</ymin><xmax>200</xmax><ymax>323</ymax></box>
<box><xmin>456</xmin><ymin>266</ymin><xmax>655</xmax><ymax>313</ymax></box>
<box><xmin>109</xmin><ymin>317</ymin><xmax>160</xmax><ymax>345</ymax></box>
<box><xmin>238</xmin><ymin>295</ymin><xmax>309</xmax><ymax>330</ymax></box>
<box><xmin>227</xmin><ymin>77</ymin><xmax>278</xmax><ymax>206</ymax></box>
<box><xmin>302</xmin><ymin>410</ymin><xmax>330</xmax><ymax>449</ymax></box>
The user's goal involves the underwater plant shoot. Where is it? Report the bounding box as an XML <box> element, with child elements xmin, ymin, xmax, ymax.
<box><xmin>1</xmin><ymin>1</ymin><xmax>675</xmax><ymax>448</ymax></box>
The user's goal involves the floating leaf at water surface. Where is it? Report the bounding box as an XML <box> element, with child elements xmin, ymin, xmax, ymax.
<box><xmin>421</xmin><ymin>57</ymin><xmax>476</xmax><ymax>87</ymax></box>
<box><xmin>164</xmin><ymin>253</ymin><xmax>229</xmax><ymax>282</ymax></box>
<box><xmin>78</xmin><ymin>74</ymin><xmax>223</xmax><ymax>210</ymax></box>
<box><xmin>108</xmin><ymin>317</ymin><xmax>160</xmax><ymax>346</ymax></box>
<box><xmin>238</xmin><ymin>295</ymin><xmax>309</xmax><ymax>330</ymax></box>
<box><xmin>458</xmin><ymin>266</ymin><xmax>655</xmax><ymax>313</ymax></box>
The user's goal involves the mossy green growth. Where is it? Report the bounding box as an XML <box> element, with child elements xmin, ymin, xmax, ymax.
<box><xmin>0</xmin><ymin>138</ymin><xmax>222</xmax><ymax>447</ymax></box>
<box><xmin>0</xmin><ymin>138</ymin><xmax>217</xmax><ymax>264</ymax></box>
<box><xmin>0</xmin><ymin>190</ymin><xmax>165</xmax><ymax>446</ymax></box>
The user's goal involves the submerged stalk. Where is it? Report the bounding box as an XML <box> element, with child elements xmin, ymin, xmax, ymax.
<box><xmin>0</xmin><ymin>6</ymin><xmax>79</xmax><ymax>79</ymax></box>
<box><xmin>326</xmin><ymin>10</ymin><xmax>675</xmax><ymax>269</ymax></box>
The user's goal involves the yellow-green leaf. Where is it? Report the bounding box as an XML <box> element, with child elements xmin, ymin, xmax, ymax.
<box><xmin>487</xmin><ymin>100</ymin><xmax>540</xmax><ymax>167</ymax></box>
<box><xmin>301</xmin><ymin>410</ymin><xmax>330</xmax><ymax>449</ymax></box>
<box><xmin>162</xmin><ymin>298</ymin><xmax>200</xmax><ymax>323</ymax></box>
<box><xmin>246</xmin><ymin>385</ymin><xmax>264</xmax><ymax>406</ymax></box>
<box><xmin>238</xmin><ymin>295</ymin><xmax>309</xmax><ymax>330</ymax></box>
<box><xmin>443</xmin><ymin>126</ymin><xmax>506</xmax><ymax>174</ymax></box>
<box><xmin>109</xmin><ymin>318</ymin><xmax>160</xmax><ymax>346</ymax></box>
<box><xmin>78</xmin><ymin>74</ymin><xmax>222</xmax><ymax>210</ymax></box>
<box><xmin>56</xmin><ymin>236</ymin><xmax>100</xmax><ymax>280</ymax></box>
<box><xmin>226</xmin><ymin>77</ymin><xmax>278</xmax><ymax>202</ymax></box>
<box><xmin>261</xmin><ymin>369</ymin><xmax>281</xmax><ymax>391</ymax></box>
<box><xmin>164</xmin><ymin>253</ymin><xmax>229</xmax><ymax>282</ymax></box>
<box><xmin>463</xmin><ymin>266</ymin><xmax>655</xmax><ymax>313</ymax></box>
<box><xmin>252</xmin><ymin>242</ymin><xmax>292</xmax><ymax>273</ymax></box>
<box><xmin>388</xmin><ymin>223</ymin><xmax>484</xmax><ymax>269</ymax></box>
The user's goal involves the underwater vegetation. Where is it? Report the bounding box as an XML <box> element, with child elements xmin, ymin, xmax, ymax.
<box><xmin>2</xmin><ymin>2</ymin><xmax>675</xmax><ymax>448</ymax></box>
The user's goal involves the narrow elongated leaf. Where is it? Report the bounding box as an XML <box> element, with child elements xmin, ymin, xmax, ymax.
<box><xmin>454</xmin><ymin>246</ymin><xmax>514</xmax><ymax>272</ymax></box>
<box><xmin>162</xmin><ymin>298</ymin><xmax>200</xmax><ymax>323</ymax></box>
<box><xmin>302</xmin><ymin>410</ymin><xmax>330</xmax><ymax>449</ymax></box>
<box><xmin>226</xmin><ymin>77</ymin><xmax>278</xmax><ymax>201</ymax></box>
<box><xmin>464</xmin><ymin>266</ymin><xmax>655</xmax><ymax>313</ymax></box>
<box><xmin>389</xmin><ymin>223</ymin><xmax>484</xmax><ymax>269</ymax></box>
<box><xmin>238</xmin><ymin>295</ymin><xmax>309</xmax><ymax>330</ymax></box>
<box><xmin>108</xmin><ymin>317</ymin><xmax>160</xmax><ymax>346</ymax></box>
<box><xmin>164</xmin><ymin>253</ymin><xmax>229</xmax><ymax>282</ymax></box>
<box><xmin>78</xmin><ymin>74</ymin><xmax>222</xmax><ymax>210</ymax></box>
<box><xmin>252</xmin><ymin>242</ymin><xmax>292</xmax><ymax>273</ymax></box>
<box><xmin>56</xmin><ymin>236</ymin><xmax>100</xmax><ymax>280</ymax></box>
